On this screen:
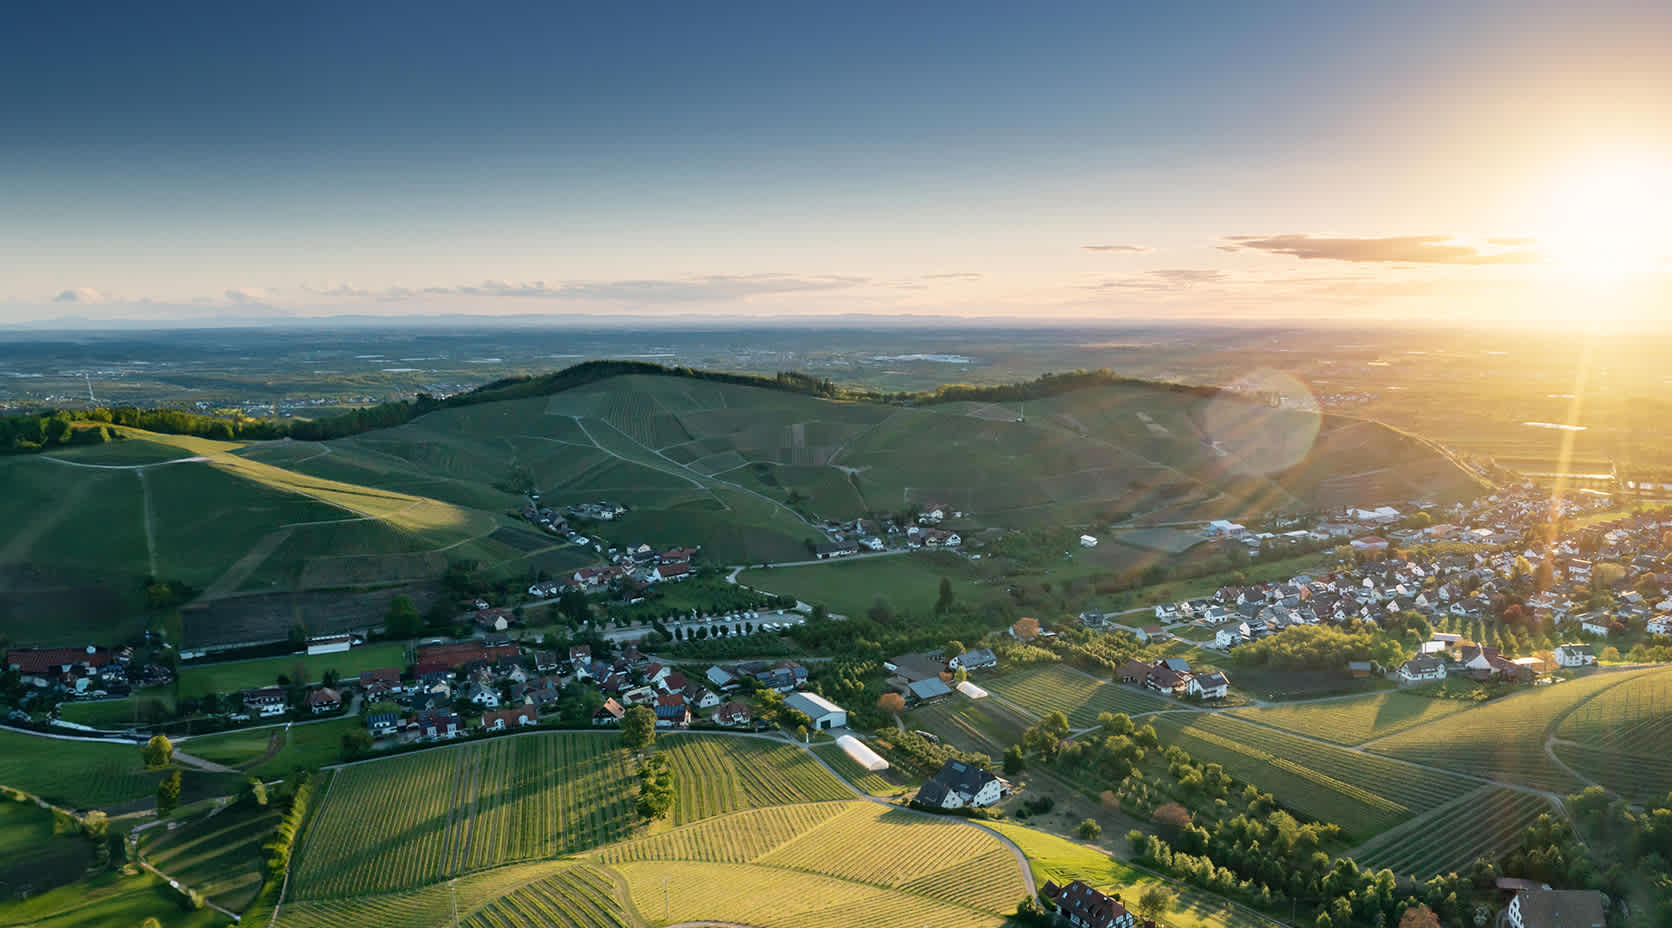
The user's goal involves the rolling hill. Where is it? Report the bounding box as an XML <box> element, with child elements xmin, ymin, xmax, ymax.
<box><xmin>0</xmin><ymin>364</ymin><xmax>1487</xmax><ymax>647</ymax></box>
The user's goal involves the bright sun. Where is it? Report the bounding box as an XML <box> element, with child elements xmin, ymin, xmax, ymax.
<box><xmin>1541</xmin><ymin>153</ymin><xmax>1672</xmax><ymax>278</ymax></box>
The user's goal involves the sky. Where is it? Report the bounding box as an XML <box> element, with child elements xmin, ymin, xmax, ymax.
<box><xmin>2</xmin><ymin>0</ymin><xmax>1669</xmax><ymax>328</ymax></box>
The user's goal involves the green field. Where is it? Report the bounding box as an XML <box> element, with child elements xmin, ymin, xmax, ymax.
<box><xmin>1351</xmin><ymin>786</ymin><xmax>1556</xmax><ymax>879</ymax></box>
<box><xmin>1151</xmin><ymin>714</ymin><xmax>1477</xmax><ymax>840</ymax></box>
<box><xmin>183</xmin><ymin>717</ymin><xmax>365</xmax><ymax>777</ymax></box>
<box><xmin>0</xmin><ymin>868</ymin><xmax>230</xmax><ymax>928</ymax></box>
<box><xmin>659</xmin><ymin>734</ymin><xmax>852</xmax><ymax>826</ymax></box>
<box><xmin>0</xmin><ymin>800</ymin><xmax>94</xmax><ymax>900</ymax></box>
<box><xmin>271</xmin><ymin>861</ymin><xmax>603</xmax><ymax>928</ymax></box>
<box><xmin>739</xmin><ymin>554</ymin><xmax>991</xmax><ymax>616</ymax></box>
<box><xmin>1365</xmin><ymin>668</ymin><xmax>1663</xmax><ymax>794</ymax></box>
<box><xmin>144</xmin><ymin>801</ymin><xmax>284</xmax><ymax>911</ymax></box>
<box><xmin>0</xmin><ymin>730</ymin><xmax>239</xmax><ymax>811</ymax></box>
<box><xmin>1229</xmin><ymin>692</ymin><xmax>1475</xmax><ymax>746</ymax></box>
<box><xmin>177</xmin><ymin>641</ymin><xmax>409</xmax><ymax>699</ymax></box>
<box><xmin>56</xmin><ymin>687</ymin><xmax>178</xmax><ymax>729</ymax></box>
<box><xmin>988</xmin><ymin>821</ymin><xmax>1283</xmax><ymax>928</ymax></box>
<box><xmin>981</xmin><ymin>664</ymin><xmax>1170</xmax><ymax>728</ymax></box>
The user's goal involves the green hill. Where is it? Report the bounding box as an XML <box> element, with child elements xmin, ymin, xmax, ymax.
<box><xmin>0</xmin><ymin>365</ymin><xmax>1486</xmax><ymax>648</ymax></box>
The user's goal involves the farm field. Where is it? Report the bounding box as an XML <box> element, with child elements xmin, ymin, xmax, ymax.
<box><xmin>982</xmin><ymin>664</ymin><xmax>1170</xmax><ymax>727</ymax></box>
<box><xmin>144</xmin><ymin>802</ymin><xmax>283</xmax><ymax>911</ymax></box>
<box><xmin>1229</xmin><ymin>692</ymin><xmax>1475</xmax><ymax>746</ymax></box>
<box><xmin>739</xmin><ymin>554</ymin><xmax>993</xmax><ymax>617</ymax></box>
<box><xmin>56</xmin><ymin>687</ymin><xmax>177</xmax><ymax>729</ymax></box>
<box><xmin>290</xmin><ymin>733</ymin><xmax>637</xmax><ymax>898</ymax></box>
<box><xmin>272</xmin><ymin>861</ymin><xmax>607</xmax><ymax>928</ymax></box>
<box><xmin>987</xmin><ymin>822</ymin><xmax>1282</xmax><ymax>928</ymax></box>
<box><xmin>0</xmin><ymin>730</ymin><xmax>238</xmax><ymax>811</ymax></box>
<box><xmin>1551</xmin><ymin>742</ymin><xmax>1672</xmax><ymax>801</ymax></box>
<box><xmin>1364</xmin><ymin>669</ymin><xmax>1661</xmax><ymax>794</ymax></box>
<box><xmin>1150</xmin><ymin>713</ymin><xmax>1477</xmax><ymax>840</ymax></box>
<box><xmin>287</xmin><ymin>732</ymin><xmax>851</xmax><ymax>900</ymax></box>
<box><xmin>659</xmin><ymin>734</ymin><xmax>852</xmax><ymax>825</ymax></box>
<box><xmin>0</xmin><ymin>800</ymin><xmax>94</xmax><ymax>900</ymax></box>
<box><xmin>906</xmin><ymin>696</ymin><xmax>1034</xmax><ymax>756</ymax></box>
<box><xmin>459</xmin><ymin>864</ymin><xmax>636</xmax><ymax>928</ymax></box>
<box><xmin>177</xmin><ymin>642</ymin><xmax>409</xmax><ymax>699</ymax></box>
<box><xmin>1351</xmin><ymin>786</ymin><xmax>1556</xmax><ymax>879</ymax></box>
<box><xmin>1554</xmin><ymin>666</ymin><xmax>1672</xmax><ymax>752</ymax></box>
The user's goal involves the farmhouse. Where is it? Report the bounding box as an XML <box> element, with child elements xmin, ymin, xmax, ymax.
<box><xmin>366</xmin><ymin>711</ymin><xmax>401</xmax><ymax>737</ymax></box>
<box><xmin>7</xmin><ymin>646</ymin><xmax>113</xmax><ymax>686</ymax></box>
<box><xmin>1186</xmin><ymin>671</ymin><xmax>1230</xmax><ymax>700</ymax></box>
<box><xmin>654</xmin><ymin>694</ymin><xmax>691</xmax><ymax>728</ymax></box>
<box><xmin>467</xmin><ymin>681</ymin><xmax>501</xmax><ymax>709</ymax></box>
<box><xmin>948</xmin><ymin>647</ymin><xmax>997</xmax><ymax>671</ymax></box>
<box><xmin>592</xmin><ymin>698</ymin><xmax>626</xmax><ymax>726</ymax></box>
<box><xmin>306</xmin><ymin>687</ymin><xmax>342</xmax><ymax>714</ymax></box>
<box><xmin>914</xmin><ymin>759</ymin><xmax>1006</xmax><ymax>809</ymax></box>
<box><xmin>1553</xmin><ymin>644</ymin><xmax>1597</xmax><ymax>667</ymax></box>
<box><xmin>1042</xmin><ymin>879</ymin><xmax>1136</xmax><ymax>928</ymax></box>
<box><xmin>417</xmin><ymin>709</ymin><xmax>462</xmax><ymax>740</ymax></box>
<box><xmin>472</xmin><ymin>608</ymin><xmax>512</xmax><ymax>632</ymax></box>
<box><xmin>305</xmin><ymin>634</ymin><xmax>353</xmax><ymax>655</ymax></box>
<box><xmin>1079</xmin><ymin>534</ymin><xmax>1098</xmax><ymax>548</ymax></box>
<box><xmin>906</xmin><ymin>676</ymin><xmax>953</xmax><ymax>703</ymax></box>
<box><xmin>715</xmin><ymin>701</ymin><xmax>752</xmax><ymax>727</ymax></box>
<box><xmin>814</xmin><ymin>540</ymin><xmax>859</xmax><ymax>559</ymax></box>
<box><xmin>784</xmin><ymin>691</ymin><xmax>846</xmax><ymax>730</ymax></box>
<box><xmin>358</xmin><ymin>667</ymin><xmax>404</xmax><ymax>697</ymax></box>
<box><xmin>1399</xmin><ymin>654</ymin><xmax>1448</xmax><ymax>683</ymax></box>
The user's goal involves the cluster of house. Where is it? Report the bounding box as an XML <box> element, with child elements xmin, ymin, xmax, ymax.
<box><xmin>525</xmin><ymin>544</ymin><xmax>701</xmax><ymax>598</ymax></box>
<box><xmin>1393</xmin><ymin>638</ymin><xmax>1597</xmax><ymax>685</ymax></box>
<box><xmin>6</xmin><ymin>646</ymin><xmax>135</xmax><ymax>699</ymax></box>
<box><xmin>882</xmin><ymin>648</ymin><xmax>997</xmax><ymax>704</ymax></box>
<box><xmin>813</xmin><ymin>511</ymin><xmax>967</xmax><ymax>559</ymax></box>
<box><xmin>1116</xmin><ymin>657</ymin><xmax>1229</xmax><ymax>700</ymax></box>
<box><xmin>1040</xmin><ymin>880</ymin><xmax>1138</xmax><ymax>928</ymax></box>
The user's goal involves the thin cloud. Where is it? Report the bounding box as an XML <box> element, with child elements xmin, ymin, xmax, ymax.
<box><xmin>224</xmin><ymin>287</ymin><xmax>278</xmax><ymax>303</ymax></box>
<box><xmin>1086</xmin><ymin>268</ymin><xmax>1228</xmax><ymax>292</ymax></box>
<box><xmin>303</xmin><ymin>282</ymin><xmax>372</xmax><ymax>298</ymax></box>
<box><xmin>1222</xmin><ymin>234</ymin><xmax>1541</xmax><ymax>264</ymax></box>
<box><xmin>920</xmin><ymin>272</ymin><xmax>984</xmax><ymax>281</ymax></box>
<box><xmin>400</xmin><ymin>274</ymin><xmax>872</xmax><ymax>303</ymax></box>
<box><xmin>1082</xmin><ymin>244</ymin><xmax>1153</xmax><ymax>254</ymax></box>
<box><xmin>53</xmin><ymin>287</ymin><xmax>109</xmax><ymax>303</ymax></box>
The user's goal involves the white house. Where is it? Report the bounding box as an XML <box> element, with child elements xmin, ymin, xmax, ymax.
<box><xmin>1647</xmin><ymin>615</ymin><xmax>1672</xmax><ymax>636</ymax></box>
<box><xmin>1506</xmin><ymin>887</ymin><xmax>1604</xmax><ymax>928</ymax></box>
<box><xmin>1207</xmin><ymin>519</ymin><xmax>1245</xmax><ymax>537</ymax></box>
<box><xmin>948</xmin><ymin>648</ymin><xmax>997</xmax><ymax>671</ymax></box>
<box><xmin>1079</xmin><ymin>534</ymin><xmax>1098</xmax><ymax>548</ymax></box>
<box><xmin>914</xmin><ymin>759</ymin><xmax>1006</xmax><ymax>809</ymax></box>
<box><xmin>1579</xmin><ymin>617</ymin><xmax>1613</xmax><ymax>637</ymax></box>
<box><xmin>1554</xmin><ymin>644</ymin><xmax>1597</xmax><ymax>667</ymax></box>
<box><xmin>1211</xmin><ymin>620</ymin><xmax>1250</xmax><ymax>650</ymax></box>
<box><xmin>1186</xmin><ymin>671</ymin><xmax>1230</xmax><ymax>700</ymax></box>
<box><xmin>467</xmin><ymin>681</ymin><xmax>501</xmax><ymax>709</ymax></box>
<box><xmin>785</xmin><ymin>691</ymin><xmax>846</xmax><ymax>730</ymax></box>
<box><xmin>1398</xmin><ymin>654</ymin><xmax>1448</xmax><ymax>683</ymax></box>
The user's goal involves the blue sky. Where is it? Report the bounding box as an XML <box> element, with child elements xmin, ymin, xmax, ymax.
<box><xmin>3</xmin><ymin>1</ymin><xmax>1669</xmax><ymax>326</ymax></box>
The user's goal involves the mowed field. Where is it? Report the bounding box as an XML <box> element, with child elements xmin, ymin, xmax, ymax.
<box><xmin>144</xmin><ymin>801</ymin><xmax>283</xmax><ymax>911</ymax></box>
<box><xmin>1150</xmin><ymin>713</ymin><xmax>1477</xmax><ymax>841</ymax></box>
<box><xmin>906</xmin><ymin>696</ymin><xmax>1035</xmax><ymax>757</ymax></box>
<box><xmin>288</xmin><ymin>732</ymin><xmax>850</xmax><ymax>900</ymax></box>
<box><xmin>1365</xmin><ymin>667</ymin><xmax>1670</xmax><ymax>795</ymax></box>
<box><xmin>176</xmin><ymin>641</ymin><xmax>409</xmax><ymax>698</ymax></box>
<box><xmin>0</xmin><ymin>730</ymin><xmax>240</xmax><ymax>811</ymax></box>
<box><xmin>1230</xmin><ymin>692</ymin><xmax>1476</xmax><ymax>746</ymax></box>
<box><xmin>982</xmin><ymin>664</ymin><xmax>1170</xmax><ymax>728</ymax></box>
<box><xmin>739</xmin><ymin>554</ymin><xmax>993</xmax><ymax>617</ymax></box>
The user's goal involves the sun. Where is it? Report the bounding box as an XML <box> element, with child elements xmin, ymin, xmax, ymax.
<box><xmin>1540</xmin><ymin>152</ymin><xmax>1672</xmax><ymax>278</ymax></box>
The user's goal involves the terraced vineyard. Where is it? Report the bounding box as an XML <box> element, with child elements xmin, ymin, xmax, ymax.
<box><xmin>1552</xmin><ymin>742</ymin><xmax>1672</xmax><ymax>801</ymax></box>
<box><xmin>660</xmin><ymin>735</ymin><xmax>852</xmax><ymax>825</ymax></box>
<box><xmin>144</xmin><ymin>803</ymin><xmax>283</xmax><ymax>911</ymax></box>
<box><xmin>462</xmin><ymin>865</ymin><xmax>635</xmax><ymax>928</ymax></box>
<box><xmin>1230</xmin><ymin>692</ymin><xmax>1474</xmax><ymax>746</ymax></box>
<box><xmin>1555</xmin><ymin>666</ymin><xmax>1672</xmax><ymax>753</ymax></box>
<box><xmin>982</xmin><ymin>664</ymin><xmax>1169</xmax><ymax>727</ymax></box>
<box><xmin>907</xmin><ymin>697</ymin><xmax>1034</xmax><ymax>755</ymax></box>
<box><xmin>1365</xmin><ymin>669</ymin><xmax>1658</xmax><ymax>793</ymax></box>
<box><xmin>1352</xmin><ymin>786</ymin><xmax>1555</xmax><ymax>878</ymax></box>
<box><xmin>1152</xmin><ymin>714</ymin><xmax>1476</xmax><ymax>839</ymax></box>
<box><xmin>275</xmin><ymin>861</ymin><xmax>598</xmax><ymax>928</ymax></box>
<box><xmin>598</xmin><ymin>803</ymin><xmax>849</xmax><ymax>864</ymax></box>
<box><xmin>290</xmin><ymin>734</ymin><xmax>637</xmax><ymax>898</ymax></box>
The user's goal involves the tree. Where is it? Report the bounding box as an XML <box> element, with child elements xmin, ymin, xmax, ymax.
<box><xmin>1137</xmin><ymin>883</ymin><xmax>1176</xmax><ymax>920</ymax></box>
<box><xmin>384</xmin><ymin>595</ymin><xmax>423</xmax><ymax>639</ymax></box>
<box><xmin>944</xmin><ymin>639</ymin><xmax>965</xmax><ymax>660</ymax></box>
<box><xmin>142</xmin><ymin>919</ymin><xmax>163</xmax><ymax>928</ymax></box>
<box><xmin>156</xmin><ymin>769</ymin><xmax>182</xmax><ymax>817</ymax></box>
<box><xmin>142</xmin><ymin>734</ymin><xmax>173</xmax><ymax>769</ymax></box>
<box><xmin>1077</xmin><ymin>818</ymin><xmax>1102</xmax><ymax>840</ymax></box>
<box><xmin>936</xmin><ymin>578</ymin><xmax>956</xmax><ymax>615</ymax></box>
<box><xmin>82</xmin><ymin>810</ymin><xmax>110</xmax><ymax>868</ymax></box>
<box><xmin>1003</xmin><ymin>744</ymin><xmax>1026</xmax><ymax>775</ymax></box>
<box><xmin>1012</xmin><ymin>616</ymin><xmax>1040</xmax><ymax>641</ymax></box>
<box><xmin>244</xmin><ymin>777</ymin><xmax>269</xmax><ymax>807</ymax></box>
<box><xmin>621</xmin><ymin>705</ymin><xmax>657</xmax><ymax>750</ymax></box>
<box><xmin>341</xmin><ymin>728</ymin><xmax>374</xmax><ymax>759</ymax></box>
<box><xmin>558</xmin><ymin>588</ymin><xmax>590</xmax><ymax>625</ymax></box>
<box><xmin>1399</xmin><ymin>905</ymin><xmax>1441</xmax><ymax>928</ymax></box>
<box><xmin>878</xmin><ymin>692</ymin><xmax>906</xmax><ymax>714</ymax></box>
<box><xmin>1601</xmin><ymin>646</ymin><xmax>1621</xmax><ymax>662</ymax></box>
<box><xmin>811</xmin><ymin>603</ymin><xmax>830</xmax><ymax>623</ymax></box>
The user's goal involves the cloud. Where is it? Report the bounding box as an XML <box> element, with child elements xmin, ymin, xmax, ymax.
<box><xmin>1082</xmin><ymin>244</ymin><xmax>1153</xmax><ymax>254</ymax></box>
<box><xmin>303</xmin><ymin>282</ymin><xmax>372</xmax><ymax>298</ymax></box>
<box><xmin>1086</xmin><ymin>268</ymin><xmax>1228</xmax><ymax>292</ymax></box>
<box><xmin>224</xmin><ymin>287</ymin><xmax>278</xmax><ymax>303</ymax></box>
<box><xmin>1222</xmin><ymin>234</ymin><xmax>1541</xmax><ymax>264</ymax></box>
<box><xmin>53</xmin><ymin>287</ymin><xmax>109</xmax><ymax>303</ymax></box>
<box><xmin>920</xmin><ymin>272</ymin><xmax>984</xmax><ymax>281</ymax></box>
<box><xmin>1487</xmin><ymin>236</ymin><xmax>1539</xmax><ymax>247</ymax></box>
<box><xmin>398</xmin><ymin>274</ymin><xmax>872</xmax><ymax>303</ymax></box>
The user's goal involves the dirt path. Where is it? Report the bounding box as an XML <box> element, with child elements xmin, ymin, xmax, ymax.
<box><xmin>0</xmin><ymin>468</ymin><xmax>100</xmax><ymax>564</ymax></box>
<box><xmin>200</xmin><ymin>526</ymin><xmax>293</xmax><ymax>599</ymax></box>
<box><xmin>37</xmin><ymin>455</ymin><xmax>209</xmax><ymax>471</ymax></box>
<box><xmin>171</xmin><ymin>749</ymin><xmax>240</xmax><ymax>775</ymax></box>
<box><xmin>138</xmin><ymin>469</ymin><xmax>159</xmax><ymax>577</ymax></box>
